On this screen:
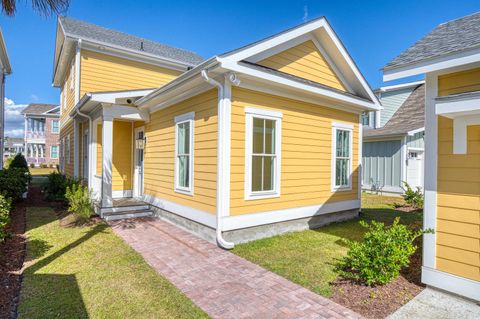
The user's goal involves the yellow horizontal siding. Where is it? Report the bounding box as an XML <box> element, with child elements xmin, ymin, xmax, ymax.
<box><xmin>436</xmin><ymin>115</ymin><xmax>480</xmax><ymax>281</ymax></box>
<box><xmin>112</xmin><ymin>121</ymin><xmax>133</xmax><ymax>191</ymax></box>
<box><xmin>438</xmin><ymin>67</ymin><xmax>480</xmax><ymax>96</ymax></box>
<box><xmin>258</xmin><ymin>40</ymin><xmax>346</xmax><ymax>91</ymax></box>
<box><xmin>60</xmin><ymin>60</ymin><xmax>76</xmax><ymax>126</ymax></box>
<box><xmin>80</xmin><ymin>49</ymin><xmax>181</xmax><ymax>96</ymax></box>
<box><xmin>230</xmin><ymin>87</ymin><xmax>359</xmax><ymax>215</ymax></box>
<box><xmin>143</xmin><ymin>90</ymin><xmax>218</xmax><ymax>214</ymax></box>
<box><xmin>60</xmin><ymin>121</ymin><xmax>74</xmax><ymax>177</ymax></box>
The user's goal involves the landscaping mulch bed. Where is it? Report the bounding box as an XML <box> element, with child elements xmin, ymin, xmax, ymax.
<box><xmin>331</xmin><ymin>247</ymin><xmax>424</xmax><ymax>319</ymax></box>
<box><xmin>0</xmin><ymin>185</ymin><xmax>59</xmax><ymax>319</ymax></box>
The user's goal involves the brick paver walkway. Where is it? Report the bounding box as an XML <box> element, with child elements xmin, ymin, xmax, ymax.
<box><xmin>111</xmin><ymin>217</ymin><xmax>363</xmax><ymax>319</ymax></box>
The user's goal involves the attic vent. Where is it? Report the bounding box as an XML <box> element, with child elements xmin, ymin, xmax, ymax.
<box><xmin>140</xmin><ymin>41</ymin><xmax>144</xmax><ymax>51</ymax></box>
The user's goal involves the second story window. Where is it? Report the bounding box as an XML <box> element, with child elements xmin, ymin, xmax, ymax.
<box><xmin>70</xmin><ymin>63</ymin><xmax>75</xmax><ymax>90</ymax></box>
<box><xmin>52</xmin><ymin>120</ymin><xmax>59</xmax><ymax>134</ymax></box>
<box><xmin>361</xmin><ymin>112</ymin><xmax>370</xmax><ymax>126</ymax></box>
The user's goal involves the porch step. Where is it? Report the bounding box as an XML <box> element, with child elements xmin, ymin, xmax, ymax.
<box><xmin>103</xmin><ymin>209</ymin><xmax>154</xmax><ymax>222</ymax></box>
<box><xmin>100</xmin><ymin>204</ymin><xmax>150</xmax><ymax>214</ymax></box>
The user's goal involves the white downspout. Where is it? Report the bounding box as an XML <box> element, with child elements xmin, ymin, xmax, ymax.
<box><xmin>201</xmin><ymin>69</ymin><xmax>235</xmax><ymax>249</ymax></box>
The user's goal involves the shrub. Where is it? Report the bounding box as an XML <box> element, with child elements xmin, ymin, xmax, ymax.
<box><xmin>65</xmin><ymin>183</ymin><xmax>93</xmax><ymax>221</ymax></box>
<box><xmin>4</xmin><ymin>157</ymin><xmax>13</xmax><ymax>169</ymax></box>
<box><xmin>10</xmin><ymin>154</ymin><xmax>29</xmax><ymax>171</ymax></box>
<box><xmin>402</xmin><ymin>182</ymin><xmax>424</xmax><ymax>209</ymax></box>
<box><xmin>0</xmin><ymin>168</ymin><xmax>29</xmax><ymax>201</ymax></box>
<box><xmin>45</xmin><ymin>172</ymin><xmax>68</xmax><ymax>201</ymax></box>
<box><xmin>40</xmin><ymin>164</ymin><xmax>48</xmax><ymax>168</ymax></box>
<box><xmin>30</xmin><ymin>163</ymin><xmax>35</xmax><ymax>169</ymax></box>
<box><xmin>337</xmin><ymin>218</ymin><xmax>432</xmax><ymax>286</ymax></box>
<box><xmin>0</xmin><ymin>194</ymin><xmax>12</xmax><ymax>242</ymax></box>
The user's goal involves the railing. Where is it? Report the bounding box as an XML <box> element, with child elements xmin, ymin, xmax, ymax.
<box><xmin>26</xmin><ymin>131</ymin><xmax>45</xmax><ymax>139</ymax></box>
<box><xmin>26</xmin><ymin>157</ymin><xmax>46</xmax><ymax>164</ymax></box>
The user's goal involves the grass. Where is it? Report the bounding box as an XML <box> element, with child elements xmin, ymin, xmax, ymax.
<box><xmin>18</xmin><ymin>207</ymin><xmax>208</xmax><ymax>319</ymax></box>
<box><xmin>29</xmin><ymin>167</ymin><xmax>57</xmax><ymax>176</ymax></box>
<box><xmin>232</xmin><ymin>193</ymin><xmax>423</xmax><ymax>297</ymax></box>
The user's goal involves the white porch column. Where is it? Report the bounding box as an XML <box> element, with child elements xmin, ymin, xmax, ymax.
<box><xmin>73</xmin><ymin>119</ymin><xmax>79</xmax><ymax>178</ymax></box>
<box><xmin>101</xmin><ymin>116</ymin><xmax>113</xmax><ymax>207</ymax></box>
<box><xmin>40</xmin><ymin>145</ymin><xmax>44</xmax><ymax>158</ymax></box>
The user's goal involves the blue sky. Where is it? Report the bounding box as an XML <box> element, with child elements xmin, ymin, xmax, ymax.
<box><xmin>1</xmin><ymin>0</ymin><xmax>479</xmax><ymax>137</ymax></box>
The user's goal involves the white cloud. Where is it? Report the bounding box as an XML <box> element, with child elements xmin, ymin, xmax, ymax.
<box><xmin>303</xmin><ymin>5</ymin><xmax>309</xmax><ymax>22</ymax></box>
<box><xmin>4</xmin><ymin>97</ymin><xmax>26</xmax><ymax>138</ymax></box>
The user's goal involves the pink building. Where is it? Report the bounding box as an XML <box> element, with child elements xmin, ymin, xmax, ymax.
<box><xmin>21</xmin><ymin>104</ymin><xmax>60</xmax><ymax>167</ymax></box>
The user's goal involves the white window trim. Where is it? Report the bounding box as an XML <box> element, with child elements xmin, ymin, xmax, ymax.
<box><xmin>66</xmin><ymin>134</ymin><xmax>71</xmax><ymax>164</ymax></box>
<box><xmin>50</xmin><ymin>145</ymin><xmax>59</xmax><ymax>159</ymax></box>
<box><xmin>331</xmin><ymin>122</ymin><xmax>353</xmax><ymax>192</ymax></box>
<box><xmin>244</xmin><ymin>107</ymin><xmax>282</xmax><ymax>200</ymax></box>
<box><xmin>70</xmin><ymin>63</ymin><xmax>75</xmax><ymax>90</ymax></box>
<box><xmin>52</xmin><ymin>120</ymin><xmax>59</xmax><ymax>134</ymax></box>
<box><xmin>174</xmin><ymin>112</ymin><xmax>195</xmax><ymax>196</ymax></box>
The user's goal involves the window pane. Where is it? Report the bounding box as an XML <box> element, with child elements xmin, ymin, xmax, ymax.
<box><xmin>177</xmin><ymin>122</ymin><xmax>190</xmax><ymax>154</ymax></box>
<box><xmin>263</xmin><ymin>156</ymin><xmax>274</xmax><ymax>191</ymax></box>
<box><xmin>264</xmin><ymin>120</ymin><xmax>275</xmax><ymax>154</ymax></box>
<box><xmin>252</xmin><ymin>118</ymin><xmax>264</xmax><ymax>154</ymax></box>
<box><xmin>336</xmin><ymin>159</ymin><xmax>348</xmax><ymax>186</ymax></box>
<box><xmin>178</xmin><ymin>155</ymin><xmax>189</xmax><ymax>188</ymax></box>
<box><xmin>252</xmin><ymin>156</ymin><xmax>263</xmax><ymax>192</ymax></box>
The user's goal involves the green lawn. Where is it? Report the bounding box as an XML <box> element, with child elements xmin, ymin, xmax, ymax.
<box><xmin>19</xmin><ymin>207</ymin><xmax>208</xmax><ymax>319</ymax></box>
<box><xmin>29</xmin><ymin>167</ymin><xmax>57</xmax><ymax>176</ymax></box>
<box><xmin>232</xmin><ymin>193</ymin><xmax>422</xmax><ymax>297</ymax></box>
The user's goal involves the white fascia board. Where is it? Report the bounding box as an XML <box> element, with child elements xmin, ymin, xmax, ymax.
<box><xmin>67</xmin><ymin>36</ymin><xmax>194</xmax><ymax>70</ymax></box>
<box><xmin>0</xmin><ymin>29</ymin><xmax>11</xmax><ymax>74</ymax></box>
<box><xmin>435</xmin><ymin>92</ymin><xmax>480</xmax><ymax>118</ymax></box>
<box><xmin>407</xmin><ymin>127</ymin><xmax>425</xmax><ymax>136</ymax></box>
<box><xmin>379</xmin><ymin>80</ymin><xmax>425</xmax><ymax>92</ymax></box>
<box><xmin>383</xmin><ymin>46</ymin><xmax>480</xmax><ymax>82</ymax></box>
<box><xmin>90</xmin><ymin>89</ymin><xmax>154</xmax><ymax>104</ymax></box>
<box><xmin>221</xmin><ymin>61</ymin><xmax>379</xmax><ymax>111</ymax></box>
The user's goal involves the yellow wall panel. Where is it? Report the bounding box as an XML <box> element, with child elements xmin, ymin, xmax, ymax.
<box><xmin>60</xmin><ymin>121</ymin><xmax>74</xmax><ymax>177</ymax></box>
<box><xmin>143</xmin><ymin>90</ymin><xmax>218</xmax><ymax>214</ymax></box>
<box><xmin>96</xmin><ymin>123</ymin><xmax>102</xmax><ymax>176</ymax></box>
<box><xmin>80</xmin><ymin>49</ymin><xmax>181</xmax><ymax>96</ymax></box>
<box><xmin>436</xmin><ymin>115</ymin><xmax>480</xmax><ymax>280</ymax></box>
<box><xmin>230</xmin><ymin>87</ymin><xmax>359</xmax><ymax>215</ymax></box>
<box><xmin>258</xmin><ymin>40</ymin><xmax>346</xmax><ymax>91</ymax></box>
<box><xmin>438</xmin><ymin>67</ymin><xmax>480</xmax><ymax>96</ymax></box>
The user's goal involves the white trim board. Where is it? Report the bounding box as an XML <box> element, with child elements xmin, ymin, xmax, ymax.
<box><xmin>422</xmin><ymin>267</ymin><xmax>480</xmax><ymax>301</ymax></box>
<box><xmin>223</xmin><ymin>199</ymin><xmax>360</xmax><ymax>231</ymax></box>
<box><xmin>112</xmin><ymin>190</ymin><xmax>132</xmax><ymax>198</ymax></box>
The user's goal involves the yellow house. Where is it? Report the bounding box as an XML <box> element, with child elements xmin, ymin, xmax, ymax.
<box><xmin>384</xmin><ymin>13</ymin><xmax>480</xmax><ymax>301</ymax></box>
<box><xmin>53</xmin><ymin>17</ymin><xmax>381</xmax><ymax>248</ymax></box>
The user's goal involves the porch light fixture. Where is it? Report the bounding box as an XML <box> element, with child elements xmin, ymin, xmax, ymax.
<box><xmin>135</xmin><ymin>136</ymin><xmax>146</xmax><ymax>150</ymax></box>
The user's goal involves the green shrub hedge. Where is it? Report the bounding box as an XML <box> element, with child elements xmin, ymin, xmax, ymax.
<box><xmin>0</xmin><ymin>194</ymin><xmax>12</xmax><ymax>242</ymax></box>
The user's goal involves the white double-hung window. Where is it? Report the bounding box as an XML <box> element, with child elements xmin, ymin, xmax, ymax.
<box><xmin>174</xmin><ymin>112</ymin><xmax>194</xmax><ymax>195</ymax></box>
<box><xmin>245</xmin><ymin>107</ymin><xmax>282</xmax><ymax>200</ymax></box>
<box><xmin>332</xmin><ymin>122</ymin><xmax>353</xmax><ymax>191</ymax></box>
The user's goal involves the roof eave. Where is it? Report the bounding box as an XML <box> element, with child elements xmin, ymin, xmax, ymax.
<box><xmin>0</xmin><ymin>29</ymin><xmax>12</xmax><ymax>74</ymax></box>
<box><xmin>384</xmin><ymin>46</ymin><xmax>480</xmax><ymax>82</ymax></box>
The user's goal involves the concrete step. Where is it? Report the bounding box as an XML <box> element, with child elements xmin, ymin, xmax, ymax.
<box><xmin>103</xmin><ymin>209</ymin><xmax>154</xmax><ymax>222</ymax></box>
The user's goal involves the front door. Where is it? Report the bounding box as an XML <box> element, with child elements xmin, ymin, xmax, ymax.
<box><xmin>406</xmin><ymin>150</ymin><xmax>424</xmax><ymax>190</ymax></box>
<box><xmin>133</xmin><ymin>127</ymin><xmax>145</xmax><ymax>198</ymax></box>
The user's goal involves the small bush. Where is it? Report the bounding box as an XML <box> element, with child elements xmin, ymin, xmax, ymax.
<box><xmin>40</xmin><ymin>164</ymin><xmax>48</xmax><ymax>168</ymax></box>
<box><xmin>0</xmin><ymin>194</ymin><xmax>12</xmax><ymax>242</ymax></box>
<box><xmin>337</xmin><ymin>218</ymin><xmax>432</xmax><ymax>286</ymax></box>
<box><xmin>402</xmin><ymin>182</ymin><xmax>424</xmax><ymax>209</ymax></box>
<box><xmin>65</xmin><ymin>183</ymin><xmax>93</xmax><ymax>221</ymax></box>
<box><xmin>45</xmin><ymin>172</ymin><xmax>68</xmax><ymax>201</ymax></box>
<box><xmin>0</xmin><ymin>168</ymin><xmax>29</xmax><ymax>201</ymax></box>
<box><xmin>4</xmin><ymin>157</ymin><xmax>13</xmax><ymax>169</ymax></box>
<box><xmin>10</xmin><ymin>154</ymin><xmax>29</xmax><ymax>171</ymax></box>
<box><xmin>30</xmin><ymin>163</ymin><xmax>35</xmax><ymax>168</ymax></box>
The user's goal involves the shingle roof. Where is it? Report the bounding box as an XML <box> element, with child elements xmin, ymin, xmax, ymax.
<box><xmin>363</xmin><ymin>84</ymin><xmax>424</xmax><ymax>138</ymax></box>
<box><xmin>21</xmin><ymin>104</ymin><xmax>58</xmax><ymax>115</ymax></box>
<box><xmin>384</xmin><ymin>12</ymin><xmax>480</xmax><ymax>70</ymax></box>
<box><xmin>59</xmin><ymin>16</ymin><xmax>204</xmax><ymax>66</ymax></box>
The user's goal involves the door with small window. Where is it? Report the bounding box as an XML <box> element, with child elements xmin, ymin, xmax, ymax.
<box><xmin>407</xmin><ymin>150</ymin><xmax>423</xmax><ymax>190</ymax></box>
<box><xmin>134</xmin><ymin>127</ymin><xmax>145</xmax><ymax>198</ymax></box>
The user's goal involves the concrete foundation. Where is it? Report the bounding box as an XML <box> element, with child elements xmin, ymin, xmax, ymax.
<box><xmin>151</xmin><ymin>205</ymin><xmax>360</xmax><ymax>245</ymax></box>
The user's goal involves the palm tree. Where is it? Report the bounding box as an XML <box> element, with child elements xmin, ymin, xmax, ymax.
<box><xmin>2</xmin><ymin>0</ymin><xmax>69</xmax><ymax>16</ymax></box>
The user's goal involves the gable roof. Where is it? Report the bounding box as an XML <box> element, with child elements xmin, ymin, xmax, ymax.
<box><xmin>59</xmin><ymin>17</ymin><xmax>204</xmax><ymax>66</ymax></box>
<box><xmin>21</xmin><ymin>104</ymin><xmax>59</xmax><ymax>115</ymax></box>
<box><xmin>364</xmin><ymin>83</ymin><xmax>425</xmax><ymax>138</ymax></box>
<box><xmin>138</xmin><ymin>17</ymin><xmax>381</xmax><ymax>112</ymax></box>
<box><xmin>383</xmin><ymin>12</ymin><xmax>480</xmax><ymax>81</ymax></box>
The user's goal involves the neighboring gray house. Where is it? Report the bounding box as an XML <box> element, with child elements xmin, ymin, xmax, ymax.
<box><xmin>362</xmin><ymin>81</ymin><xmax>425</xmax><ymax>194</ymax></box>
